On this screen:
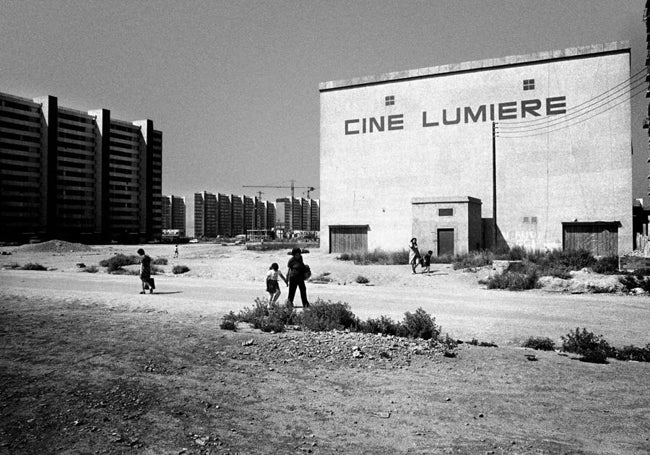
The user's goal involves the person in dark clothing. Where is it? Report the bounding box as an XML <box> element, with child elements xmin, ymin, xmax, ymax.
<box><xmin>286</xmin><ymin>247</ymin><xmax>310</xmax><ymax>308</ymax></box>
<box><xmin>137</xmin><ymin>248</ymin><xmax>154</xmax><ymax>294</ymax></box>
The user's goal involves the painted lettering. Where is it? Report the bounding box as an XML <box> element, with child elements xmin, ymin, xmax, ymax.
<box><xmin>464</xmin><ymin>105</ymin><xmax>486</xmax><ymax>123</ymax></box>
<box><xmin>387</xmin><ymin>114</ymin><xmax>404</xmax><ymax>130</ymax></box>
<box><xmin>422</xmin><ymin>111</ymin><xmax>439</xmax><ymax>127</ymax></box>
<box><xmin>345</xmin><ymin>119</ymin><xmax>359</xmax><ymax>135</ymax></box>
<box><xmin>498</xmin><ymin>101</ymin><xmax>517</xmax><ymax>120</ymax></box>
<box><xmin>442</xmin><ymin>107</ymin><xmax>461</xmax><ymax>125</ymax></box>
<box><xmin>546</xmin><ymin>96</ymin><xmax>566</xmax><ymax>115</ymax></box>
<box><xmin>369</xmin><ymin>116</ymin><xmax>384</xmax><ymax>132</ymax></box>
<box><xmin>521</xmin><ymin>99</ymin><xmax>542</xmax><ymax>117</ymax></box>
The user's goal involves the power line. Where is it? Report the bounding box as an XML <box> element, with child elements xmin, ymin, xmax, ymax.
<box><xmin>498</xmin><ymin>68</ymin><xmax>647</xmax><ymax>128</ymax></box>
<box><xmin>497</xmin><ymin>85</ymin><xmax>646</xmax><ymax>138</ymax></box>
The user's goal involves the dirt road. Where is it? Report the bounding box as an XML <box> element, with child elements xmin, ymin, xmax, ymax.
<box><xmin>2</xmin><ymin>256</ymin><xmax>648</xmax><ymax>347</ymax></box>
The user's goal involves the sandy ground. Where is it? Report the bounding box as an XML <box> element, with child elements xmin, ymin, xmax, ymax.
<box><xmin>1</xmin><ymin>242</ymin><xmax>648</xmax><ymax>347</ymax></box>
<box><xmin>1</xmin><ymin>242</ymin><xmax>650</xmax><ymax>454</ymax></box>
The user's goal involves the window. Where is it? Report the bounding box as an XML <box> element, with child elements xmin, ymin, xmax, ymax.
<box><xmin>385</xmin><ymin>95</ymin><xmax>395</xmax><ymax>106</ymax></box>
<box><xmin>523</xmin><ymin>217</ymin><xmax>530</xmax><ymax>223</ymax></box>
<box><xmin>438</xmin><ymin>208</ymin><xmax>453</xmax><ymax>216</ymax></box>
<box><xmin>531</xmin><ymin>216</ymin><xmax>538</xmax><ymax>224</ymax></box>
<box><xmin>523</xmin><ymin>79</ymin><xmax>535</xmax><ymax>90</ymax></box>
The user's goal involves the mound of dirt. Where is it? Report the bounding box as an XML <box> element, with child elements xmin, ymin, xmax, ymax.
<box><xmin>17</xmin><ymin>240</ymin><xmax>93</xmax><ymax>254</ymax></box>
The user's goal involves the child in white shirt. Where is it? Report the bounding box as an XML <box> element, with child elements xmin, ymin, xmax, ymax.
<box><xmin>266</xmin><ymin>262</ymin><xmax>288</xmax><ymax>304</ymax></box>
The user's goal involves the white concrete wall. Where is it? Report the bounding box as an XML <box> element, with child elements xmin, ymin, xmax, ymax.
<box><xmin>320</xmin><ymin>45</ymin><xmax>632</xmax><ymax>255</ymax></box>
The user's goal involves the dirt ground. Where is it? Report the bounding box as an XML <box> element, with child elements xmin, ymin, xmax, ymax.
<box><xmin>1</xmin><ymin>242</ymin><xmax>649</xmax><ymax>454</ymax></box>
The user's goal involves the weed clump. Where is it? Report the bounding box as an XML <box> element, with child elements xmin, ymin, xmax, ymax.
<box><xmin>237</xmin><ymin>298</ymin><xmax>297</xmax><ymax>333</ymax></box>
<box><xmin>21</xmin><ymin>263</ymin><xmax>47</xmax><ymax>271</ymax></box>
<box><xmin>219</xmin><ymin>311</ymin><xmax>238</xmax><ymax>331</ymax></box>
<box><xmin>355</xmin><ymin>275</ymin><xmax>369</xmax><ymax>284</ymax></box>
<box><xmin>337</xmin><ymin>249</ymin><xmax>408</xmax><ymax>265</ymax></box>
<box><xmin>83</xmin><ymin>265</ymin><xmax>98</xmax><ymax>273</ymax></box>
<box><xmin>358</xmin><ymin>316</ymin><xmax>400</xmax><ymax>336</ymax></box>
<box><xmin>153</xmin><ymin>257</ymin><xmax>168</xmax><ymax>265</ymax></box>
<box><xmin>561</xmin><ymin>328</ymin><xmax>611</xmax><ymax>363</ymax></box>
<box><xmin>99</xmin><ymin>254</ymin><xmax>139</xmax><ymax>273</ymax></box>
<box><xmin>299</xmin><ymin>299</ymin><xmax>359</xmax><ymax>332</ymax></box>
<box><xmin>401</xmin><ymin>307</ymin><xmax>441</xmax><ymax>340</ymax></box>
<box><xmin>452</xmin><ymin>250</ymin><xmax>493</xmax><ymax>270</ymax></box>
<box><xmin>522</xmin><ymin>336</ymin><xmax>556</xmax><ymax>351</ymax></box>
<box><xmin>172</xmin><ymin>265</ymin><xmax>190</xmax><ymax>275</ymax></box>
<box><xmin>486</xmin><ymin>263</ymin><xmax>539</xmax><ymax>291</ymax></box>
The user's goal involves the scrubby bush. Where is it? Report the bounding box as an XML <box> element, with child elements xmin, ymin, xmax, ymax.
<box><xmin>619</xmin><ymin>274</ymin><xmax>650</xmax><ymax>293</ymax></box>
<box><xmin>358</xmin><ymin>315</ymin><xmax>400</xmax><ymax>336</ymax></box>
<box><xmin>613</xmin><ymin>344</ymin><xmax>650</xmax><ymax>362</ymax></box>
<box><xmin>355</xmin><ymin>275</ymin><xmax>369</xmax><ymax>284</ymax></box>
<box><xmin>522</xmin><ymin>336</ymin><xmax>556</xmax><ymax>351</ymax></box>
<box><xmin>429</xmin><ymin>254</ymin><xmax>453</xmax><ymax>264</ymax></box>
<box><xmin>401</xmin><ymin>307</ymin><xmax>441</xmax><ymax>340</ymax></box>
<box><xmin>152</xmin><ymin>265</ymin><xmax>164</xmax><ymax>275</ymax></box>
<box><xmin>311</xmin><ymin>271</ymin><xmax>333</xmax><ymax>283</ymax></box>
<box><xmin>238</xmin><ymin>298</ymin><xmax>297</xmax><ymax>333</ymax></box>
<box><xmin>83</xmin><ymin>265</ymin><xmax>98</xmax><ymax>273</ymax></box>
<box><xmin>486</xmin><ymin>264</ymin><xmax>539</xmax><ymax>290</ymax></box>
<box><xmin>99</xmin><ymin>254</ymin><xmax>139</xmax><ymax>273</ymax></box>
<box><xmin>300</xmin><ymin>299</ymin><xmax>359</xmax><ymax>332</ymax></box>
<box><xmin>220</xmin><ymin>311</ymin><xmax>238</xmax><ymax>331</ymax></box>
<box><xmin>337</xmin><ymin>249</ymin><xmax>409</xmax><ymax>265</ymax></box>
<box><xmin>593</xmin><ymin>256</ymin><xmax>619</xmax><ymax>274</ymax></box>
<box><xmin>153</xmin><ymin>257</ymin><xmax>168</xmax><ymax>265</ymax></box>
<box><xmin>21</xmin><ymin>262</ymin><xmax>47</xmax><ymax>271</ymax></box>
<box><xmin>452</xmin><ymin>250</ymin><xmax>493</xmax><ymax>270</ymax></box>
<box><xmin>172</xmin><ymin>265</ymin><xmax>190</xmax><ymax>274</ymax></box>
<box><xmin>507</xmin><ymin>245</ymin><xmax>526</xmax><ymax>261</ymax></box>
<box><xmin>561</xmin><ymin>328</ymin><xmax>611</xmax><ymax>363</ymax></box>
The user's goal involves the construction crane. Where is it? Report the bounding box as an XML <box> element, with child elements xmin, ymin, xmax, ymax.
<box><xmin>243</xmin><ymin>180</ymin><xmax>315</xmax><ymax>234</ymax></box>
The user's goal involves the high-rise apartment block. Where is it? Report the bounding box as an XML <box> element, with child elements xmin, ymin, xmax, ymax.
<box><xmin>0</xmin><ymin>92</ymin><xmax>162</xmax><ymax>243</ymax></box>
<box><xmin>162</xmin><ymin>195</ymin><xmax>186</xmax><ymax>236</ymax></box>
<box><xmin>275</xmin><ymin>197</ymin><xmax>320</xmax><ymax>234</ymax></box>
<box><xmin>193</xmin><ymin>191</ymin><xmax>279</xmax><ymax>238</ymax></box>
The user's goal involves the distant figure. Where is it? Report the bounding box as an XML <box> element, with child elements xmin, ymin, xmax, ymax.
<box><xmin>266</xmin><ymin>262</ymin><xmax>288</xmax><ymax>304</ymax></box>
<box><xmin>409</xmin><ymin>238</ymin><xmax>421</xmax><ymax>274</ymax></box>
<box><xmin>422</xmin><ymin>250</ymin><xmax>433</xmax><ymax>273</ymax></box>
<box><xmin>137</xmin><ymin>248</ymin><xmax>155</xmax><ymax>294</ymax></box>
<box><xmin>286</xmin><ymin>247</ymin><xmax>310</xmax><ymax>308</ymax></box>
<box><xmin>174</xmin><ymin>244</ymin><xmax>179</xmax><ymax>258</ymax></box>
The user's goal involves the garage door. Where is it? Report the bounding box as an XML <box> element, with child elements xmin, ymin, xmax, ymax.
<box><xmin>329</xmin><ymin>225</ymin><xmax>368</xmax><ymax>253</ymax></box>
<box><xmin>562</xmin><ymin>222</ymin><xmax>619</xmax><ymax>257</ymax></box>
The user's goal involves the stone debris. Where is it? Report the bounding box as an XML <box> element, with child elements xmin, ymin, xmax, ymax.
<box><xmin>236</xmin><ymin>330</ymin><xmax>452</xmax><ymax>368</ymax></box>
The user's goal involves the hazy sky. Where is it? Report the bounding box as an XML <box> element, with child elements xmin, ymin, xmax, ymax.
<box><xmin>1</xmin><ymin>0</ymin><xmax>647</xmax><ymax>204</ymax></box>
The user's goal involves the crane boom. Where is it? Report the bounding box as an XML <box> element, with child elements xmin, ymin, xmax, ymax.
<box><xmin>242</xmin><ymin>180</ymin><xmax>315</xmax><ymax>233</ymax></box>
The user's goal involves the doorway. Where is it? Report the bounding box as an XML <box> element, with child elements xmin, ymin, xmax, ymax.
<box><xmin>437</xmin><ymin>228</ymin><xmax>454</xmax><ymax>256</ymax></box>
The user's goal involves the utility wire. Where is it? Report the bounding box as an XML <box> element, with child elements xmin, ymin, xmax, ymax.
<box><xmin>499</xmin><ymin>68</ymin><xmax>647</xmax><ymax>128</ymax></box>
<box><xmin>497</xmin><ymin>85</ymin><xmax>646</xmax><ymax>138</ymax></box>
<box><xmin>497</xmin><ymin>79</ymin><xmax>646</xmax><ymax>134</ymax></box>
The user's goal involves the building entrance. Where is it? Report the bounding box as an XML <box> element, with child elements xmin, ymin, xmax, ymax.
<box><xmin>437</xmin><ymin>229</ymin><xmax>454</xmax><ymax>256</ymax></box>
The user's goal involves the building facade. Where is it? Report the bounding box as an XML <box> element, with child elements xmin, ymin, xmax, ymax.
<box><xmin>194</xmin><ymin>191</ymin><xmax>277</xmax><ymax>238</ymax></box>
<box><xmin>320</xmin><ymin>42</ymin><xmax>633</xmax><ymax>256</ymax></box>
<box><xmin>0</xmin><ymin>92</ymin><xmax>162</xmax><ymax>243</ymax></box>
<box><xmin>162</xmin><ymin>195</ymin><xmax>186</xmax><ymax>236</ymax></box>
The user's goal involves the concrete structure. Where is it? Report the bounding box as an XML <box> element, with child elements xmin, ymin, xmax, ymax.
<box><xmin>194</xmin><ymin>191</ymin><xmax>276</xmax><ymax>238</ymax></box>
<box><xmin>320</xmin><ymin>42</ymin><xmax>633</xmax><ymax>256</ymax></box>
<box><xmin>162</xmin><ymin>195</ymin><xmax>186</xmax><ymax>236</ymax></box>
<box><xmin>0</xmin><ymin>92</ymin><xmax>162</xmax><ymax>243</ymax></box>
<box><xmin>412</xmin><ymin>197</ymin><xmax>482</xmax><ymax>256</ymax></box>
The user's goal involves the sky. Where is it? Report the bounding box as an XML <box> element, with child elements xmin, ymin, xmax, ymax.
<box><xmin>1</xmin><ymin>0</ymin><xmax>647</xmax><ymax>210</ymax></box>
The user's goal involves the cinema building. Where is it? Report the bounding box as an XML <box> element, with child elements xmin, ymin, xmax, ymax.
<box><xmin>0</xmin><ymin>92</ymin><xmax>162</xmax><ymax>243</ymax></box>
<box><xmin>320</xmin><ymin>42</ymin><xmax>635</xmax><ymax>257</ymax></box>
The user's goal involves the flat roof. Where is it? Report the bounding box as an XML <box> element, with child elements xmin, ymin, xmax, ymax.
<box><xmin>320</xmin><ymin>41</ymin><xmax>630</xmax><ymax>91</ymax></box>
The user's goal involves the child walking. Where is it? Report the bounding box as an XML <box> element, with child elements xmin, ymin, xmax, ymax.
<box><xmin>422</xmin><ymin>250</ymin><xmax>433</xmax><ymax>273</ymax></box>
<box><xmin>266</xmin><ymin>262</ymin><xmax>288</xmax><ymax>304</ymax></box>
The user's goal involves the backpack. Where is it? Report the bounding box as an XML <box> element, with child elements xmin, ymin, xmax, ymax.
<box><xmin>303</xmin><ymin>264</ymin><xmax>311</xmax><ymax>280</ymax></box>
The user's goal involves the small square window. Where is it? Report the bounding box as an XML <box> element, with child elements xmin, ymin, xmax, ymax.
<box><xmin>385</xmin><ymin>95</ymin><xmax>395</xmax><ymax>106</ymax></box>
<box><xmin>523</xmin><ymin>217</ymin><xmax>530</xmax><ymax>223</ymax></box>
<box><xmin>531</xmin><ymin>216</ymin><xmax>538</xmax><ymax>224</ymax></box>
<box><xmin>439</xmin><ymin>208</ymin><xmax>453</xmax><ymax>216</ymax></box>
<box><xmin>523</xmin><ymin>79</ymin><xmax>535</xmax><ymax>91</ymax></box>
